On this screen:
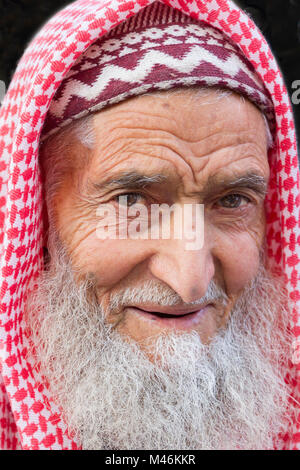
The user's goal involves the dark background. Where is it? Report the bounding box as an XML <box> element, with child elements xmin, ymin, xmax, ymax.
<box><xmin>1</xmin><ymin>0</ymin><xmax>300</xmax><ymax>140</ymax></box>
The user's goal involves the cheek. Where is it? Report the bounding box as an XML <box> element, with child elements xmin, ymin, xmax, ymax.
<box><xmin>208</xmin><ymin>203</ymin><xmax>266</xmax><ymax>295</ymax></box>
<box><xmin>212</xmin><ymin>228</ymin><xmax>263</xmax><ymax>295</ymax></box>
<box><xmin>221</xmin><ymin>240</ymin><xmax>260</xmax><ymax>293</ymax></box>
<box><xmin>68</xmin><ymin>230</ymin><xmax>150</xmax><ymax>286</ymax></box>
<box><xmin>53</xmin><ymin>186</ymin><xmax>150</xmax><ymax>285</ymax></box>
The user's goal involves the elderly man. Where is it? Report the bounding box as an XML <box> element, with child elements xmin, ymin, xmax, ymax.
<box><xmin>0</xmin><ymin>0</ymin><xmax>299</xmax><ymax>451</ymax></box>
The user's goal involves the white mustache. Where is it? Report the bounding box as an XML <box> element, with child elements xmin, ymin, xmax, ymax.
<box><xmin>106</xmin><ymin>279</ymin><xmax>228</xmax><ymax>313</ymax></box>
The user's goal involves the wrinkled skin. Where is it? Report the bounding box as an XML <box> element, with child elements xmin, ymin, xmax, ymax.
<box><xmin>49</xmin><ymin>89</ymin><xmax>269</xmax><ymax>346</ymax></box>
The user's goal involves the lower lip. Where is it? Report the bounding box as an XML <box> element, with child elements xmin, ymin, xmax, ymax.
<box><xmin>126</xmin><ymin>306</ymin><xmax>211</xmax><ymax>329</ymax></box>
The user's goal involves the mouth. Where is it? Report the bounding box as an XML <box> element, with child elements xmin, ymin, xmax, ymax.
<box><xmin>126</xmin><ymin>304</ymin><xmax>213</xmax><ymax>329</ymax></box>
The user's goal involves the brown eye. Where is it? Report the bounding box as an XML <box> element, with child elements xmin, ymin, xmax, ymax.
<box><xmin>218</xmin><ymin>194</ymin><xmax>250</xmax><ymax>209</ymax></box>
<box><xmin>115</xmin><ymin>193</ymin><xmax>144</xmax><ymax>207</ymax></box>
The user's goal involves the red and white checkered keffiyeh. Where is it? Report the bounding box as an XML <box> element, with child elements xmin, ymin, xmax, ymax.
<box><xmin>0</xmin><ymin>0</ymin><xmax>299</xmax><ymax>450</ymax></box>
<box><xmin>42</xmin><ymin>2</ymin><xmax>274</xmax><ymax>140</ymax></box>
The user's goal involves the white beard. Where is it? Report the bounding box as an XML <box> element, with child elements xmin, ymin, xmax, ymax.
<box><xmin>26</xmin><ymin>244</ymin><xmax>293</xmax><ymax>450</ymax></box>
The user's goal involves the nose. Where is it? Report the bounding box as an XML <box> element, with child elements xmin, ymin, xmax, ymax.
<box><xmin>148</xmin><ymin>237</ymin><xmax>215</xmax><ymax>304</ymax></box>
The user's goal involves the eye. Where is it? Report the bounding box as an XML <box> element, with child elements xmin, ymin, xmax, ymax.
<box><xmin>114</xmin><ymin>192</ymin><xmax>145</xmax><ymax>207</ymax></box>
<box><xmin>217</xmin><ymin>194</ymin><xmax>251</xmax><ymax>209</ymax></box>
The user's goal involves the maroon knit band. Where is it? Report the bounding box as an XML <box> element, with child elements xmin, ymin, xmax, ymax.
<box><xmin>42</xmin><ymin>1</ymin><xmax>274</xmax><ymax>140</ymax></box>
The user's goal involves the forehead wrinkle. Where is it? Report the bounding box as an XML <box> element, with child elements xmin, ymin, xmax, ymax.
<box><xmin>189</xmin><ymin>130</ymin><xmax>267</xmax><ymax>155</ymax></box>
<box><xmin>104</xmin><ymin>108</ymin><xmax>179</xmax><ymax>127</ymax></box>
<box><xmin>93</xmin><ymin>144</ymin><xmax>267</xmax><ymax>198</ymax></box>
<box><xmin>91</xmin><ymin>136</ymin><xmax>196</xmax><ymax>183</ymax></box>
<box><xmin>180</xmin><ymin>151</ymin><xmax>269</xmax><ymax>198</ymax></box>
<box><xmin>97</xmin><ymin>117</ymin><xmax>248</xmax><ymax>149</ymax></box>
<box><xmin>95</xmin><ymin>127</ymin><xmax>189</xmax><ymax>161</ymax></box>
<box><xmin>89</xmin><ymin>143</ymin><xmax>267</xmax><ymax>200</ymax></box>
<box><xmin>86</xmin><ymin>154</ymin><xmax>190</xmax><ymax>198</ymax></box>
<box><xmin>95</xmin><ymin>121</ymin><xmax>266</xmax><ymax>171</ymax></box>
<box><xmin>95</xmin><ymin>111</ymin><xmax>181</xmax><ymax>149</ymax></box>
<box><xmin>186</xmin><ymin>145</ymin><xmax>268</xmax><ymax>184</ymax></box>
<box><xmin>93</xmin><ymin>143</ymin><xmax>265</xmax><ymax>194</ymax></box>
<box><xmin>90</xmin><ymin>103</ymin><xmax>268</xmax><ymax>197</ymax></box>
<box><xmin>95</xmin><ymin>105</ymin><xmax>232</xmax><ymax>151</ymax></box>
<box><xmin>92</xmin><ymin>131</ymin><xmax>181</xmax><ymax>173</ymax></box>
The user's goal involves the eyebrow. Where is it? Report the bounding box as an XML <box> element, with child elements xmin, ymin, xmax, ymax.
<box><xmin>200</xmin><ymin>172</ymin><xmax>268</xmax><ymax>198</ymax></box>
<box><xmin>89</xmin><ymin>170</ymin><xmax>268</xmax><ymax>198</ymax></box>
<box><xmin>91</xmin><ymin>171</ymin><xmax>167</xmax><ymax>192</ymax></box>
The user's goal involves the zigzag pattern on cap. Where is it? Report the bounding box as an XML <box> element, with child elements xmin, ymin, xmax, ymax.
<box><xmin>43</xmin><ymin>1</ymin><xmax>274</xmax><ymax>140</ymax></box>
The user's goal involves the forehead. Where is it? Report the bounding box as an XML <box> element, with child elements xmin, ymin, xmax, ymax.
<box><xmin>85</xmin><ymin>88</ymin><xmax>270</xmax><ymax>187</ymax></box>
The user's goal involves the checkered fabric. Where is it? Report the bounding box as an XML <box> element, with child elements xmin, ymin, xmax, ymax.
<box><xmin>42</xmin><ymin>1</ymin><xmax>274</xmax><ymax>140</ymax></box>
<box><xmin>0</xmin><ymin>0</ymin><xmax>299</xmax><ymax>450</ymax></box>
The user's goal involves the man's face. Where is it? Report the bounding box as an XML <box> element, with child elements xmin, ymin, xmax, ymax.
<box><xmin>50</xmin><ymin>88</ymin><xmax>269</xmax><ymax>347</ymax></box>
<box><xmin>34</xmin><ymin>89</ymin><xmax>292</xmax><ymax>449</ymax></box>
